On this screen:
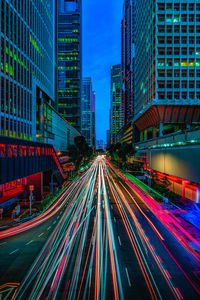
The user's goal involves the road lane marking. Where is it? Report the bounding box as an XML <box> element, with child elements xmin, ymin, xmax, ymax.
<box><xmin>47</xmin><ymin>226</ymin><xmax>51</xmax><ymax>230</ymax></box>
<box><xmin>114</xmin><ymin>217</ymin><xmax>116</xmax><ymax>223</ymax></box>
<box><xmin>125</xmin><ymin>267</ymin><xmax>131</xmax><ymax>287</ymax></box>
<box><xmin>26</xmin><ymin>240</ymin><xmax>34</xmax><ymax>245</ymax></box>
<box><xmin>118</xmin><ymin>236</ymin><xmax>122</xmax><ymax>246</ymax></box>
<box><xmin>9</xmin><ymin>249</ymin><xmax>19</xmax><ymax>255</ymax></box>
<box><xmin>53</xmin><ymin>221</ymin><xmax>56</xmax><ymax>224</ymax></box>
<box><xmin>89</xmin><ymin>268</ymin><xmax>92</xmax><ymax>288</ymax></box>
<box><xmin>57</xmin><ymin>216</ymin><xmax>59</xmax><ymax>220</ymax></box>
<box><xmin>38</xmin><ymin>232</ymin><xmax>44</xmax><ymax>237</ymax></box>
<box><xmin>0</xmin><ymin>242</ymin><xmax>7</xmax><ymax>246</ymax></box>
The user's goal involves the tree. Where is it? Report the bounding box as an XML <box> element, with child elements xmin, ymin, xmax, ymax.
<box><xmin>107</xmin><ymin>142</ymin><xmax>135</xmax><ymax>169</ymax></box>
<box><xmin>74</xmin><ymin>136</ymin><xmax>88</xmax><ymax>157</ymax></box>
<box><xmin>68</xmin><ymin>144</ymin><xmax>79</xmax><ymax>163</ymax></box>
<box><xmin>157</xmin><ymin>175</ymin><xmax>171</xmax><ymax>194</ymax></box>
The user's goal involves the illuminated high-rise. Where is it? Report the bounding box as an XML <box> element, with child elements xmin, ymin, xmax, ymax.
<box><xmin>92</xmin><ymin>91</ymin><xmax>96</xmax><ymax>149</ymax></box>
<box><xmin>134</xmin><ymin>0</ymin><xmax>200</xmax><ymax>141</ymax></box>
<box><xmin>57</xmin><ymin>0</ymin><xmax>82</xmax><ymax>132</ymax></box>
<box><xmin>110</xmin><ymin>64</ymin><xmax>123</xmax><ymax>144</ymax></box>
<box><xmin>121</xmin><ymin>0</ymin><xmax>134</xmax><ymax>125</ymax></box>
<box><xmin>0</xmin><ymin>0</ymin><xmax>55</xmax><ymax>140</ymax></box>
<box><xmin>81</xmin><ymin>78</ymin><xmax>92</xmax><ymax>147</ymax></box>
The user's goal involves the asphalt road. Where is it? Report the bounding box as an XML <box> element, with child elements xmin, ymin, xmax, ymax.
<box><xmin>0</xmin><ymin>156</ymin><xmax>200</xmax><ymax>299</ymax></box>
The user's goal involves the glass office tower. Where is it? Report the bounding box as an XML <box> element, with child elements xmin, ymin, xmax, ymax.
<box><xmin>0</xmin><ymin>0</ymin><xmax>55</xmax><ymax>141</ymax></box>
<box><xmin>92</xmin><ymin>91</ymin><xmax>96</xmax><ymax>149</ymax></box>
<box><xmin>134</xmin><ymin>0</ymin><xmax>200</xmax><ymax>141</ymax></box>
<box><xmin>81</xmin><ymin>78</ymin><xmax>92</xmax><ymax>147</ymax></box>
<box><xmin>121</xmin><ymin>0</ymin><xmax>134</xmax><ymax>125</ymax></box>
<box><xmin>57</xmin><ymin>0</ymin><xmax>82</xmax><ymax>132</ymax></box>
<box><xmin>110</xmin><ymin>64</ymin><xmax>123</xmax><ymax>144</ymax></box>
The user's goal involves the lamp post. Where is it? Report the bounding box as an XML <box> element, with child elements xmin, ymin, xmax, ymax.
<box><xmin>29</xmin><ymin>185</ymin><xmax>34</xmax><ymax>216</ymax></box>
<box><xmin>124</xmin><ymin>170</ymin><xmax>151</xmax><ymax>191</ymax></box>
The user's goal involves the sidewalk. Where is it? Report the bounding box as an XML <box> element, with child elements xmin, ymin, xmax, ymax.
<box><xmin>0</xmin><ymin>208</ymin><xmax>38</xmax><ymax>229</ymax></box>
<box><xmin>125</xmin><ymin>172</ymin><xmax>200</xmax><ymax>227</ymax></box>
<box><xmin>105</xmin><ymin>160</ymin><xmax>200</xmax><ymax>261</ymax></box>
<box><xmin>123</xmin><ymin>172</ymin><xmax>200</xmax><ymax>255</ymax></box>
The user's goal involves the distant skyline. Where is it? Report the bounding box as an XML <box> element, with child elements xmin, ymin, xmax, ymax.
<box><xmin>83</xmin><ymin>0</ymin><xmax>124</xmax><ymax>141</ymax></box>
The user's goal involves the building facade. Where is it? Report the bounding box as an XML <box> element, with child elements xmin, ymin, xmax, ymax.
<box><xmin>96</xmin><ymin>140</ymin><xmax>105</xmax><ymax>151</ymax></box>
<box><xmin>92</xmin><ymin>91</ymin><xmax>96</xmax><ymax>149</ymax></box>
<box><xmin>110</xmin><ymin>64</ymin><xmax>123</xmax><ymax>144</ymax></box>
<box><xmin>121</xmin><ymin>0</ymin><xmax>134</xmax><ymax>125</ymax></box>
<box><xmin>0</xmin><ymin>1</ymin><xmax>80</xmax><ymax>209</ymax></box>
<box><xmin>57</xmin><ymin>0</ymin><xmax>82</xmax><ymax>132</ymax></box>
<box><xmin>116</xmin><ymin>121</ymin><xmax>133</xmax><ymax>145</ymax></box>
<box><xmin>106</xmin><ymin>129</ymin><xmax>111</xmax><ymax>148</ymax></box>
<box><xmin>134</xmin><ymin>0</ymin><xmax>200</xmax><ymax>141</ymax></box>
<box><xmin>81</xmin><ymin>77</ymin><xmax>92</xmax><ymax>147</ymax></box>
<box><xmin>0</xmin><ymin>0</ymin><xmax>55</xmax><ymax>141</ymax></box>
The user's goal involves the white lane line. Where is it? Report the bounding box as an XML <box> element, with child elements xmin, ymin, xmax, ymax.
<box><xmin>53</xmin><ymin>221</ymin><xmax>56</xmax><ymax>224</ymax></box>
<box><xmin>111</xmin><ymin>205</ymin><xmax>113</xmax><ymax>209</ymax></box>
<box><xmin>114</xmin><ymin>217</ymin><xmax>116</xmax><ymax>223</ymax></box>
<box><xmin>0</xmin><ymin>242</ymin><xmax>7</xmax><ymax>246</ymax></box>
<box><xmin>118</xmin><ymin>236</ymin><xmax>122</xmax><ymax>246</ymax></box>
<box><xmin>125</xmin><ymin>267</ymin><xmax>131</xmax><ymax>287</ymax></box>
<box><xmin>38</xmin><ymin>232</ymin><xmax>44</xmax><ymax>237</ymax></box>
<box><xmin>47</xmin><ymin>226</ymin><xmax>51</xmax><ymax>230</ymax></box>
<box><xmin>26</xmin><ymin>240</ymin><xmax>34</xmax><ymax>245</ymax></box>
<box><xmin>9</xmin><ymin>249</ymin><xmax>19</xmax><ymax>255</ymax></box>
<box><xmin>57</xmin><ymin>216</ymin><xmax>59</xmax><ymax>220</ymax></box>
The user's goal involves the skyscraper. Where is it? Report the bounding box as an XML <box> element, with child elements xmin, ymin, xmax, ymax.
<box><xmin>106</xmin><ymin>129</ymin><xmax>111</xmax><ymax>148</ymax></box>
<box><xmin>57</xmin><ymin>0</ymin><xmax>82</xmax><ymax>132</ymax></box>
<box><xmin>92</xmin><ymin>91</ymin><xmax>96</xmax><ymax>149</ymax></box>
<box><xmin>110</xmin><ymin>64</ymin><xmax>123</xmax><ymax>144</ymax></box>
<box><xmin>134</xmin><ymin>0</ymin><xmax>200</xmax><ymax>141</ymax></box>
<box><xmin>81</xmin><ymin>78</ymin><xmax>92</xmax><ymax>147</ymax></box>
<box><xmin>0</xmin><ymin>0</ymin><xmax>55</xmax><ymax>141</ymax></box>
<box><xmin>121</xmin><ymin>0</ymin><xmax>134</xmax><ymax>125</ymax></box>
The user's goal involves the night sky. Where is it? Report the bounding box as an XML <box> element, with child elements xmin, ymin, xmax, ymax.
<box><xmin>83</xmin><ymin>0</ymin><xmax>124</xmax><ymax>142</ymax></box>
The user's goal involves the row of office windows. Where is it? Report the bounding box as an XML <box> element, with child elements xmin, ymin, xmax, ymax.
<box><xmin>158</xmin><ymin>81</ymin><xmax>200</xmax><ymax>89</ymax></box>
<box><xmin>158</xmin><ymin>47</ymin><xmax>200</xmax><ymax>55</ymax></box>
<box><xmin>158</xmin><ymin>25</ymin><xmax>200</xmax><ymax>34</ymax></box>
<box><xmin>157</xmin><ymin>2</ymin><xmax>200</xmax><ymax>12</ymax></box>
<box><xmin>0</xmin><ymin>117</ymin><xmax>32</xmax><ymax>139</ymax></box>
<box><xmin>158</xmin><ymin>14</ymin><xmax>200</xmax><ymax>23</ymax></box>
<box><xmin>158</xmin><ymin>92</ymin><xmax>200</xmax><ymax>100</ymax></box>
<box><xmin>157</xmin><ymin>36</ymin><xmax>200</xmax><ymax>45</ymax></box>
<box><xmin>158</xmin><ymin>70</ymin><xmax>200</xmax><ymax>77</ymax></box>
<box><xmin>1</xmin><ymin>77</ymin><xmax>32</xmax><ymax>121</ymax></box>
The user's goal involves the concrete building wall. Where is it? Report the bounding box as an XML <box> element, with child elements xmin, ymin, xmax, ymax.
<box><xmin>47</xmin><ymin>109</ymin><xmax>80</xmax><ymax>151</ymax></box>
<box><xmin>138</xmin><ymin>146</ymin><xmax>200</xmax><ymax>184</ymax></box>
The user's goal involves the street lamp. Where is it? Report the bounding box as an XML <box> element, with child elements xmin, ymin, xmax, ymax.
<box><xmin>29</xmin><ymin>185</ymin><xmax>34</xmax><ymax>216</ymax></box>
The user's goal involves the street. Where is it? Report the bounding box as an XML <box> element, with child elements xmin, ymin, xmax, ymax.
<box><xmin>0</xmin><ymin>156</ymin><xmax>200</xmax><ymax>299</ymax></box>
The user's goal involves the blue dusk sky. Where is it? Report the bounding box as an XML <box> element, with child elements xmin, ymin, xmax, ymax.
<box><xmin>83</xmin><ymin>0</ymin><xmax>124</xmax><ymax>142</ymax></box>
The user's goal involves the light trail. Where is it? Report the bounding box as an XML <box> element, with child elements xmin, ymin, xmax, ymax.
<box><xmin>107</xmin><ymin>159</ymin><xmax>200</xmax><ymax>262</ymax></box>
<box><xmin>0</xmin><ymin>172</ymin><xmax>93</xmax><ymax>239</ymax></box>
<box><xmin>8</xmin><ymin>156</ymin><xmax>200</xmax><ymax>299</ymax></box>
<box><xmin>105</xmin><ymin>159</ymin><xmax>200</xmax><ymax>298</ymax></box>
<box><xmin>13</xmin><ymin>157</ymin><xmax>124</xmax><ymax>299</ymax></box>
